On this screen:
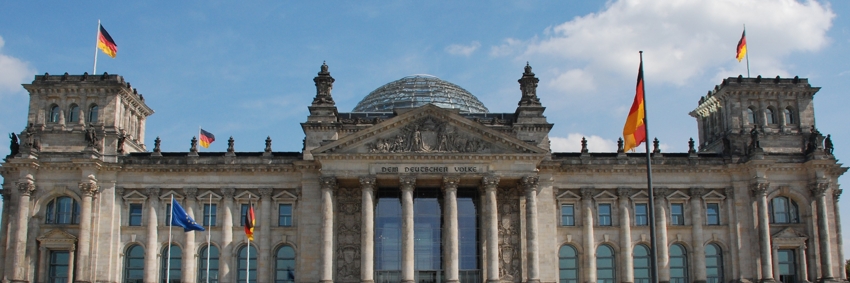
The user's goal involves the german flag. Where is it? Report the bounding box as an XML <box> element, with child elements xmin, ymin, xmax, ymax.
<box><xmin>244</xmin><ymin>200</ymin><xmax>255</xmax><ymax>241</ymax></box>
<box><xmin>623</xmin><ymin>60</ymin><xmax>646</xmax><ymax>152</ymax></box>
<box><xmin>97</xmin><ymin>24</ymin><xmax>117</xmax><ymax>58</ymax></box>
<box><xmin>199</xmin><ymin>129</ymin><xmax>215</xmax><ymax>148</ymax></box>
<box><xmin>736</xmin><ymin>30</ymin><xmax>747</xmax><ymax>62</ymax></box>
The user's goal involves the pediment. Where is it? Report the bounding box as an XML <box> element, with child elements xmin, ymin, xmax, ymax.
<box><xmin>666</xmin><ymin>190</ymin><xmax>691</xmax><ymax>201</ymax></box>
<box><xmin>159</xmin><ymin>190</ymin><xmax>184</xmax><ymax>201</ymax></box>
<box><xmin>313</xmin><ymin>105</ymin><xmax>547</xmax><ymax>156</ymax></box>
<box><xmin>38</xmin><ymin>229</ymin><xmax>77</xmax><ymax>243</ymax></box>
<box><xmin>701</xmin><ymin>190</ymin><xmax>726</xmax><ymax>201</ymax></box>
<box><xmin>630</xmin><ymin>190</ymin><xmax>650</xmax><ymax>201</ymax></box>
<box><xmin>197</xmin><ymin>191</ymin><xmax>222</xmax><ymax>202</ymax></box>
<box><xmin>556</xmin><ymin>190</ymin><xmax>581</xmax><ymax>201</ymax></box>
<box><xmin>273</xmin><ymin>190</ymin><xmax>298</xmax><ymax>202</ymax></box>
<box><xmin>235</xmin><ymin>191</ymin><xmax>259</xmax><ymax>201</ymax></box>
<box><xmin>123</xmin><ymin>190</ymin><xmax>148</xmax><ymax>202</ymax></box>
<box><xmin>772</xmin><ymin>227</ymin><xmax>807</xmax><ymax>239</ymax></box>
<box><xmin>593</xmin><ymin>190</ymin><xmax>618</xmax><ymax>201</ymax></box>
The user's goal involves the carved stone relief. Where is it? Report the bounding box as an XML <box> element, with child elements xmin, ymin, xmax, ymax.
<box><xmin>367</xmin><ymin>116</ymin><xmax>491</xmax><ymax>153</ymax></box>
<box><xmin>497</xmin><ymin>186</ymin><xmax>521</xmax><ymax>282</ymax></box>
<box><xmin>335</xmin><ymin>187</ymin><xmax>361</xmax><ymax>282</ymax></box>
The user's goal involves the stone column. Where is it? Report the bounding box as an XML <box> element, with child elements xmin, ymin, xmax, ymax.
<box><xmin>320</xmin><ymin>177</ymin><xmax>337</xmax><ymax>283</ymax></box>
<box><xmin>0</xmin><ymin>190</ymin><xmax>10</xmax><ymax>282</ymax></box>
<box><xmin>689</xmin><ymin>188</ymin><xmax>706</xmax><ymax>283</ymax></box>
<box><xmin>811</xmin><ymin>183</ymin><xmax>834</xmax><ymax>281</ymax></box>
<box><xmin>521</xmin><ymin>176</ymin><xmax>541</xmax><ymax>283</ymax></box>
<box><xmin>752</xmin><ymin>182</ymin><xmax>774</xmax><ymax>283</ymax></box>
<box><xmin>618</xmin><ymin>187</ymin><xmax>633</xmax><ymax>283</ymax></box>
<box><xmin>258</xmin><ymin>188</ymin><xmax>274</xmax><ymax>283</ymax></box>
<box><xmin>725</xmin><ymin>187</ymin><xmax>741</xmax><ymax>281</ymax></box>
<box><xmin>360</xmin><ymin>176</ymin><xmax>377</xmax><ymax>283</ymax></box>
<box><xmin>144</xmin><ymin>187</ymin><xmax>161</xmax><ymax>283</ymax></box>
<box><xmin>76</xmin><ymin>174</ymin><xmax>99</xmax><ymax>283</ymax></box>
<box><xmin>11</xmin><ymin>174</ymin><xmax>35</xmax><ymax>282</ymax></box>
<box><xmin>220</xmin><ymin>188</ymin><xmax>235</xmax><ymax>283</ymax></box>
<box><xmin>183</xmin><ymin>188</ymin><xmax>199</xmax><ymax>283</ymax></box>
<box><xmin>832</xmin><ymin>189</ymin><xmax>844</xmax><ymax>280</ymax></box>
<box><xmin>443</xmin><ymin>176</ymin><xmax>460</xmax><ymax>283</ymax></box>
<box><xmin>482</xmin><ymin>175</ymin><xmax>500</xmax><ymax>283</ymax></box>
<box><xmin>581</xmin><ymin>187</ymin><xmax>596</xmax><ymax>283</ymax></box>
<box><xmin>400</xmin><ymin>175</ymin><xmax>416</xmax><ymax>283</ymax></box>
<box><xmin>654</xmin><ymin>188</ymin><xmax>670</xmax><ymax>283</ymax></box>
<box><xmin>799</xmin><ymin>245</ymin><xmax>809</xmax><ymax>283</ymax></box>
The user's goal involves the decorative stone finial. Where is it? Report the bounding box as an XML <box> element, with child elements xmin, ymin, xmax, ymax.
<box><xmin>688</xmin><ymin>138</ymin><xmax>696</xmax><ymax>154</ymax></box>
<box><xmin>227</xmin><ymin>136</ymin><xmax>235</xmax><ymax>153</ymax></box>
<box><xmin>312</xmin><ymin>62</ymin><xmax>336</xmax><ymax>106</ymax></box>
<box><xmin>518</xmin><ymin>62</ymin><xmax>541</xmax><ymax>107</ymax></box>
<box><xmin>190</xmin><ymin>136</ymin><xmax>198</xmax><ymax>153</ymax></box>
<box><xmin>617</xmin><ymin>138</ymin><xmax>624</xmax><ymax>153</ymax></box>
<box><xmin>580</xmin><ymin>137</ymin><xmax>588</xmax><ymax>153</ymax></box>
<box><xmin>652</xmin><ymin>138</ymin><xmax>661</xmax><ymax>154</ymax></box>
<box><xmin>153</xmin><ymin>136</ymin><xmax>162</xmax><ymax>153</ymax></box>
<box><xmin>264</xmin><ymin>136</ymin><xmax>272</xmax><ymax>153</ymax></box>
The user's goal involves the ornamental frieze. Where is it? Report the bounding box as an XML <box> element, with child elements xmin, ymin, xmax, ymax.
<box><xmin>367</xmin><ymin>117</ymin><xmax>490</xmax><ymax>153</ymax></box>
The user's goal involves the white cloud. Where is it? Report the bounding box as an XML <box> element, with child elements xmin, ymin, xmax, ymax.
<box><xmin>548</xmin><ymin>68</ymin><xmax>596</xmax><ymax>94</ymax></box>
<box><xmin>489</xmin><ymin>38</ymin><xmax>524</xmax><ymax>57</ymax></box>
<box><xmin>445</xmin><ymin>41</ymin><xmax>481</xmax><ymax>56</ymax></box>
<box><xmin>521</xmin><ymin>0</ymin><xmax>834</xmax><ymax>86</ymax></box>
<box><xmin>0</xmin><ymin>36</ymin><xmax>35</xmax><ymax>95</ymax></box>
<box><xmin>551</xmin><ymin>133</ymin><xmax>618</xmax><ymax>152</ymax></box>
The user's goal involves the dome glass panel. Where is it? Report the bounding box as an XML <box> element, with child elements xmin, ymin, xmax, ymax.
<box><xmin>353</xmin><ymin>75</ymin><xmax>488</xmax><ymax>113</ymax></box>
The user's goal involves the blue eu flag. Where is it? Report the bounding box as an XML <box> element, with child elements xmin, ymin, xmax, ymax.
<box><xmin>171</xmin><ymin>199</ymin><xmax>205</xmax><ymax>232</ymax></box>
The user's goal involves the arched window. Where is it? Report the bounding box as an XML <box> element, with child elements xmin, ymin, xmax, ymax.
<box><xmin>559</xmin><ymin>245</ymin><xmax>579</xmax><ymax>283</ymax></box>
<box><xmin>199</xmin><ymin>245</ymin><xmax>219</xmax><ymax>283</ymax></box>
<box><xmin>68</xmin><ymin>104</ymin><xmax>80</xmax><ymax>123</ymax></box>
<box><xmin>706</xmin><ymin>244</ymin><xmax>724</xmax><ymax>283</ymax></box>
<box><xmin>670</xmin><ymin>244</ymin><xmax>689</xmax><ymax>283</ymax></box>
<box><xmin>769</xmin><ymin>196</ymin><xmax>799</xmax><ymax>224</ymax></box>
<box><xmin>124</xmin><ymin>245</ymin><xmax>145</xmax><ymax>283</ymax></box>
<box><xmin>633</xmin><ymin>244</ymin><xmax>651</xmax><ymax>283</ymax></box>
<box><xmin>784</xmin><ymin>108</ymin><xmax>794</xmax><ymax>125</ymax></box>
<box><xmin>765</xmin><ymin>108</ymin><xmax>775</xmax><ymax>124</ymax></box>
<box><xmin>49</xmin><ymin>105</ymin><xmax>61</xmax><ymax>123</ymax></box>
<box><xmin>160</xmin><ymin>244</ymin><xmax>182</xmax><ymax>283</ymax></box>
<box><xmin>747</xmin><ymin>107</ymin><xmax>756</xmax><ymax>124</ymax></box>
<box><xmin>238</xmin><ymin>245</ymin><xmax>258</xmax><ymax>283</ymax></box>
<box><xmin>45</xmin><ymin>197</ymin><xmax>80</xmax><ymax>224</ymax></box>
<box><xmin>596</xmin><ymin>244</ymin><xmax>616</xmax><ymax>283</ymax></box>
<box><xmin>275</xmin><ymin>245</ymin><xmax>296</xmax><ymax>283</ymax></box>
<box><xmin>87</xmin><ymin>104</ymin><xmax>99</xmax><ymax>123</ymax></box>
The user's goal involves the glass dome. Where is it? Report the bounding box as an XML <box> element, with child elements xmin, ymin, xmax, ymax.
<box><xmin>353</xmin><ymin>74</ymin><xmax>489</xmax><ymax>113</ymax></box>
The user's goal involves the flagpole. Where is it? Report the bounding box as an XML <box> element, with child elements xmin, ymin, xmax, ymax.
<box><xmin>246</xmin><ymin>195</ymin><xmax>251</xmax><ymax>283</ymax></box>
<box><xmin>639</xmin><ymin>51</ymin><xmax>660</xmax><ymax>283</ymax></box>
<box><xmin>199</xmin><ymin>126</ymin><xmax>202</xmax><ymax>151</ymax></box>
<box><xmin>744</xmin><ymin>24</ymin><xmax>750</xmax><ymax>78</ymax></box>
<box><xmin>93</xmin><ymin>20</ymin><xmax>100</xmax><ymax>74</ymax></box>
<box><xmin>206</xmin><ymin>192</ymin><xmax>212</xmax><ymax>283</ymax></box>
<box><xmin>167</xmin><ymin>194</ymin><xmax>174</xmax><ymax>283</ymax></box>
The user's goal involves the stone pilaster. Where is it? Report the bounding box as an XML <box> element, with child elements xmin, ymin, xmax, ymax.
<box><xmin>183</xmin><ymin>187</ymin><xmax>199</xmax><ymax>283</ymax></box>
<box><xmin>832</xmin><ymin>188</ymin><xmax>844</xmax><ymax>280</ymax></box>
<box><xmin>618</xmin><ymin>187</ymin><xmax>633</xmax><ymax>283</ymax></box>
<box><xmin>220</xmin><ymin>188</ymin><xmax>235</xmax><ymax>283</ymax></box>
<box><xmin>443</xmin><ymin>176</ymin><xmax>460</xmax><ymax>283</ymax></box>
<box><xmin>521</xmin><ymin>176</ymin><xmax>541</xmax><ymax>283</ymax></box>
<box><xmin>481</xmin><ymin>175</ymin><xmax>500</xmax><ymax>283</ymax></box>
<box><xmin>811</xmin><ymin>182</ymin><xmax>834</xmax><ymax>282</ymax></box>
<box><xmin>320</xmin><ymin>177</ymin><xmax>338</xmax><ymax>283</ymax></box>
<box><xmin>689</xmin><ymin>187</ymin><xmax>706</xmax><ymax>283</ymax></box>
<box><xmin>400</xmin><ymin>175</ymin><xmax>416</xmax><ymax>283</ymax></box>
<box><xmin>144</xmin><ymin>187</ymin><xmax>160</xmax><ymax>283</ymax></box>
<box><xmin>75</xmin><ymin>175</ymin><xmax>99</xmax><ymax>283</ymax></box>
<box><xmin>581</xmin><ymin>187</ymin><xmax>597</xmax><ymax>283</ymax></box>
<box><xmin>11</xmin><ymin>175</ymin><xmax>35</xmax><ymax>282</ymax></box>
<box><xmin>725</xmin><ymin>187</ymin><xmax>741</xmax><ymax>281</ymax></box>
<box><xmin>0</xmin><ymin>190</ymin><xmax>10</xmax><ymax>282</ymax></box>
<box><xmin>258</xmin><ymin>187</ymin><xmax>273</xmax><ymax>283</ymax></box>
<box><xmin>360</xmin><ymin>176</ymin><xmax>376</xmax><ymax>283</ymax></box>
<box><xmin>751</xmin><ymin>182</ymin><xmax>774</xmax><ymax>283</ymax></box>
<box><xmin>654</xmin><ymin>188</ymin><xmax>670</xmax><ymax>283</ymax></box>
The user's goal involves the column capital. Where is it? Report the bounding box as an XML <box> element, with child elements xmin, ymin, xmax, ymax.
<box><xmin>78</xmin><ymin>174</ymin><xmax>99</xmax><ymax>197</ymax></box>
<box><xmin>833</xmin><ymin>188</ymin><xmax>842</xmax><ymax>202</ymax></box>
<box><xmin>481</xmin><ymin>175</ymin><xmax>499</xmax><ymax>192</ymax></box>
<box><xmin>221</xmin><ymin>187</ymin><xmax>235</xmax><ymax>199</ymax></box>
<box><xmin>724</xmin><ymin>187</ymin><xmax>735</xmax><ymax>199</ymax></box>
<box><xmin>442</xmin><ymin>176</ymin><xmax>460</xmax><ymax>193</ymax></box>
<box><xmin>689</xmin><ymin>187</ymin><xmax>705</xmax><ymax>198</ymax></box>
<box><xmin>750</xmin><ymin>182</ymin><xmax>770</xmax><ymax>196</ymax></box>
<box><xmin>580</xmin><ymin>187</ymin><xmax>594</xmax><ymax>199</ymax></box>
<box><xmin>399</xmin><ymin>175</ymin><xmax>416</xmax><ymax>192</ymax></box>
<box><xmin>810</xmin><ymin>182</ymin><xmax>830</xmax><ymax>198</ymax></box>
<box><xmin>259</xmin><ymin>188</ymin><xmax>274</xmax><ymax>198</ymax></box>
<box><xmin>360</xmin><ymin>175</ymin><xmax>377</xmax><ymax>191</ymax></box>
<box><xmin>145</xmin><ymin>187</ymin><xmax>161</xmax><ymax>198</ymax></box>
<box><xmin>652</xmin><ymin>187</ymin><xmax>669</xmax><ymax>198</ymax></box>
<box><xmin>520</xmin><ymin>176</ymin><xmax>539</xmax><ymax>194</ymax></box>
<box><xmin>183</xmin><ymin>187</ymin><xmax>198</xmax><ymax>199</ymax></box>
<box><xmin>617</xmin><ymin>187</ymin><xmax>631</xmax><ymax>198</ymax></box>
<box><xmin>320</xmin><ymin>176</ymin><xmax>338</xmax><ymax>191</ymax></box>
<box><xmin>15</xmin><ymin>174</ymin><xmax>35</xmax><ymax>196</ymax></box>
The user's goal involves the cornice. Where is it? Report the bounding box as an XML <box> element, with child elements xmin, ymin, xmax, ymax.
<box><xmin>313</xmin><ymin>153</ymin><xmax>547</xmax><ymax>162</ymax></box>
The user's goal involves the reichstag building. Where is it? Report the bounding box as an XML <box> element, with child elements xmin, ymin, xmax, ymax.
<box><xmin>0</xmin><ymin>63</ymin><xmax>846</xmax><ymax>283</ymax></box>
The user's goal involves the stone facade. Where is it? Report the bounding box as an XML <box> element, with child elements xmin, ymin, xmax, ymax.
<box><xmin>0</xmin><ymin>67</ymin><xmax>846</xmax><ymax>283</ymax></box>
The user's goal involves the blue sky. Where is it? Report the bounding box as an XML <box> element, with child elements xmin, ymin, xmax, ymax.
<box><xmin>2</xmin><ymin>0</ymin><xmax>850</xmax><ymax>257</ymax></box>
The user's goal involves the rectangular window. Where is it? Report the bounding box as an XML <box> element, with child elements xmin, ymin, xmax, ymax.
<box><xmin>241</xmin><ymin>204</ymin><xmax>250</xmax><ymax>226</ymax></box>
<box><xmin>204</xmin><ymin>204</ymin><xmax>217</xmax><ymax>227</ymax></box>
<box><xmin>164</xmin><ymin>204</ymin><xmax>172</xmax><ymax>225</ymax></box>
<box><xmin>706</xmin><ymin>203</ymin><xmax>720</xmax><ymax>225</ymax></box>
<box><xmin>48</xmin><ymin>250</ymin><xmax>70</xmax><ymax>283</ymax></box>
<box><xmin>279</xmin><ymin>204</ymin><xmax>293</xmax><ymax>227</ymax></box>
<box><xmin>129</xmin><ymin>204</ymin><xmax>143</xmax><ymax>226</ymax></box>
<box><xmin>671</xmin><ymin>203</ymin><xmax>685</xmax><ymax>225</ymax></box>
<box><xmin>634</xmin><ymin>203</ymin><xmax>648</xmax><ymax>226</ymax></box>
<box><xmin>598</xmin><ymin>204</ymin><xmax>612</xmax><ymax>226</ymax></box>
<box><xmin>561</xmin><ymin>204</ymin><xmax>575</xmax><ymax>226</ymax></box>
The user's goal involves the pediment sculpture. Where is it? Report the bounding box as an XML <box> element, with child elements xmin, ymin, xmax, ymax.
<box><xmin>367</xmin><ymin>116</ymin><xmax>490</xmax><ymax>153</ymax></box>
